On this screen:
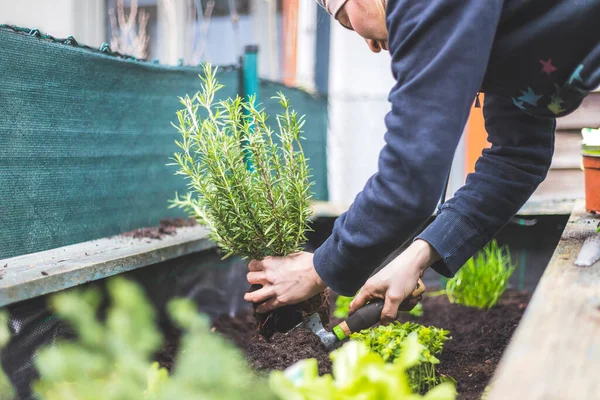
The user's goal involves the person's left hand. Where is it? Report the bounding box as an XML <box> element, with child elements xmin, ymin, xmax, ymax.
<box><xmin>243</xmin><ymin>252</ymin><xmax>327</xmax><ymax>313</ymax></box>
<box><xmin>349</xmin><ymin>239</ymin><xmax>439</xmax><ymax>324</ymax></box>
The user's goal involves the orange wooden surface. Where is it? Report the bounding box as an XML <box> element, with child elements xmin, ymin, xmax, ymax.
<box><xmin>465</xmin><ymin>95</ymin><xmax>491</xmax><ymax>176</ymax></box>
<box><xmin>282</xmin><ymin>0</ymin><xmax>299</xmax><ymax>86</ymax></box>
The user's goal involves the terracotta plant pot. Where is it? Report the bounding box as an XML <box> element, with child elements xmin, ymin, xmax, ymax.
<box><xmin>583</xmin><ymin>155</ymin><xmax>600</xmax><ymax>213</ymax></box>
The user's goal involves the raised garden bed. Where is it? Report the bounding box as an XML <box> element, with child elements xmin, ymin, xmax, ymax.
<box><xmin>156</xmin><ymin>288</ymin><xmax>531</xmax><ymax>400</ymax></box>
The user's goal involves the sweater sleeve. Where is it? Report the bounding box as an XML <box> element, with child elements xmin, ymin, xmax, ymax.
<box><xmin>417</xmin><ymin>94</ymin><xmax>555</xmax><ymax>277</ymax></box>
<box><xmin>313</xmin><ymin>0</ymin><xmax>505</xmax><ymax>296</ymax></box>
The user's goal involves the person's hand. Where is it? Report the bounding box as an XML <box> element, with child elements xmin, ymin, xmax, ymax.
<box><xmin>243</xmin><ymin>251</ymin><xmax>327</xmax><ymax>313</ymax></box>
<box><xmin>349</xmin><ymin>239</ymin><xmax>439</xmax><ymax>324</ymax></box>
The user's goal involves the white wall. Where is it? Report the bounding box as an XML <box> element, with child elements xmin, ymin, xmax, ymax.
<box><xmin>327</xmin><ymin>22</ymin><xmax>395</xmax><ymax>204</ymax></box>
<box><xmin>295</xmin><ymin>0</ymin><xmax>317</xmax><ymax>91</ymax></box>
<box><xmin>327</xmin><ymin>21</ymin><xmax>466</xmax><ymax>205</ymax></box>
<box><xmin>0</xmin><ymin>0</ymin><xmax>106</xmax><ymax>47</ymax></box>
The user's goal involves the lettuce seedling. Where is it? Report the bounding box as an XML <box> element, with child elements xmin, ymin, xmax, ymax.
<box><xmin>445</xmin><ymin>240</ymin><xmax>516</xmax><ymax>310</ymax></box>
<box><xmin>269</xmin><ymin>333</ymin><xmax>456</xmax><ymax>400</ymax></box>
<box><xmin>350</xmin><ymin>322</ymin><xmax>450</xmax><ymax>394</ymax></box>
<box><xmin>170</xmin><ymin>63</ymin><xmax>313</xmax><ymax>260</ymax></box>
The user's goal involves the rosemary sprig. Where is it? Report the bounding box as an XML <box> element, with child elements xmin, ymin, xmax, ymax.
<box><xmin>170</xmin><ymin>63</ymin><xmax>314</xmax><ymax>260</ymax></box>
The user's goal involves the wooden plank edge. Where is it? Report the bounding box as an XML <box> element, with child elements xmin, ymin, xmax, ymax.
<box><xmin>311</xmin><ymin>198</ymin><xmax>579</xmax><ymax>219</ymax></box>
<box><xmin>0</xmin><ymin>225</ymin><xmax>214</xmax><ymax>307</ymax></box>
<box><xmin>487</xmin><ymin>199</ymin><xmax>600</xmax><ymax>400</ymax></box>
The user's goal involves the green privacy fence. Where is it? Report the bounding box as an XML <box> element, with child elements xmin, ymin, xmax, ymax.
<box><xmin>0</xmin><ymin>26</ymin><xmax>328</xmax><ymax>259</ymax></box>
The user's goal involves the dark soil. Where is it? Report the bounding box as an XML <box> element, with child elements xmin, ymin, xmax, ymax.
<box><xmin>246</xmin><ymin>328</ymin><xmax>332</xmax><ymax>375</ymax></box>
<box><xmin>154</xmin><ymin>327</ymin><xmax>181</xmax><ymax>372</ymax></box>
<box><xmin>212</xmin><ymin>311</ymin><xmax>257</xmax><ymax>351</ymax></box>
<box><xmin>405</xmin><ymin>290</ymin><xmax>530</xmax><ymax>400</ymax></box>
<box><xmin>121</xmin><ymin>218</ymin><xmax>196</xmax><ymax>239</ymax></box>
<box><xmin>157</xmin><ymin>289</ymin><xmax>530</xmax><ymax>400</ymax></box>
<box><xmin>250</xmin><ymin>289</ymin><xmax>330</xmax><ymax>338</ymax></box>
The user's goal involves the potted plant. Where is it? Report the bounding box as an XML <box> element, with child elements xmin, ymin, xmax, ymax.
<box><xmin>170</xmin><ymin>64</ymin><xmax>327</xmax><ymax>337</ymax></box>
<box><xmin>581</xmin><ymin>127</ymin><xmax>600</xmax><ymax>213</ymax></box>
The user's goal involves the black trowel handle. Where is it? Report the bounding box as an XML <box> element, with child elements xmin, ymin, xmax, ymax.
<box><xmin>332</xmin><ymin>279</ymin><xmax>425</xmax><ymax>341</ymax></box>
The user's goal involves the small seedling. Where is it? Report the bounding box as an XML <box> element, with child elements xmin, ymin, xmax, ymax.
<box><xmin>445</xmin><ymin>240</ymin><xmax>516</xmax><ymax>310</ymax></box>
<box><xmin>350</xmin><ymin>322</ymin><xmax>450</xmax><ymax>393</ymax></box>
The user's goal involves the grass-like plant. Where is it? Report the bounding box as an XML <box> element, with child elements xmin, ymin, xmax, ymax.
<box><xmin>350</xmin><ymin>322</ymin><xmax>450</xmax><ymax>394</ymax></box>
<box><xmin>30</xmin><ymin>277</ymin><xmax>276</xmax><ymax>400</ymax></box>
<box><xmin>170</xmin><ymin>63</ymin><xmax>313</xmax><ymax>260</ymax></box>
<box><xmin>445</xmin><ymin>240</ymin><xmax>516</xmax><ymax>310</ymax></box>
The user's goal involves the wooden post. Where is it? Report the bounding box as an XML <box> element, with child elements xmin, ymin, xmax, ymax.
<box><xmin>282</xmin><ymin>0</ymin><xmax>299</xmax><ymax>86</ymax></box>
<box><xmin>242</xmin><ymin>45</ymin><xmax>259</xmax><ymax>171</ymax></box>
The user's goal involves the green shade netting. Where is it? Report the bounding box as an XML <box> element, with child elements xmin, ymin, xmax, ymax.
<box><xmin>0</xmin><ymin>27</ymin><xmax>328</xmax><ymax>258</ymax></box>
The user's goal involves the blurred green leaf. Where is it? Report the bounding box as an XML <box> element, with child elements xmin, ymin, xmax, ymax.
<box><xmin>33</xmin><ymin>277</ymin><xmax>275</xmax><ymax>400</ymax></box>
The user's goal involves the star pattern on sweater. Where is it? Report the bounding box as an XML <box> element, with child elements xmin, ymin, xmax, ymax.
<box><xmin>518</xmin><ymin>88</ymin><xmax>543</xmax><ymax>106</ymax></box>
<box><xmin>546</xmin><ymin>86</ymin><xmax>566</xmax><ymax>115</ymax></box>
<box><xmin>569</xmin><ymin>64</ymin><xmax>584</xmax><ymax>85</ymax></box>
<box><xmin>547</xmin><ymin>100</ymin><xmax>565</xmax><ymax>115</ymax></box>
<box><xmin>539</xmin><ymin>59</ymin><xmax>557</xmax><ymax>75</ymax></box>
<box><xmin>512</xmin><ymin>97</ymin><xmax>527</xmax><ymax>111</ymax></box>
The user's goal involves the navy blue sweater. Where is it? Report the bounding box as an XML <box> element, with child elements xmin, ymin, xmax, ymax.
<box><xmin>313</xmin><ymin>0</ymin><xmax>600</xmax><ymax>296</ymax></box>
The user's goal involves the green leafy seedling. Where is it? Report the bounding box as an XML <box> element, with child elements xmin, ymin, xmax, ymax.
<box><xmin>445</xmin><ymin>240</ymin><xmax>516</xmax><ymax>310</ymax></box>
<box><xmin>350</xmin><ymin>322</ymin><xmax>450</xmax><ymax>394</ymax></box>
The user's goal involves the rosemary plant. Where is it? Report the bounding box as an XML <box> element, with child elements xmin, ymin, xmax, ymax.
<box><xmin>170</xmin><ymin>64</ymin><xmax>313</xmax><ymax>260</ymax></box>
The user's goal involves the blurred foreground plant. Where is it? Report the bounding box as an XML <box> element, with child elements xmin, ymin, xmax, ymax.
<box><xmin>445</xmin><ymin>240</ymin><xmax>516</xmax><ymax>310</ymax></box>
<box><xmin>32</xmin><ymin>277</ymin><xmax>275</xmax><ymax>400</ymax></box>
<box><xmin>270</xmin><ymin>333</ymin><xmax>456</xmax><ymax>400</ymax></box>
<box><xmin>350</xmin><ymin>322</ymin><xmax>451</xmax><ymax>394</ymax></box>
<box><xmin>170</xmin><ymin>63</ymin><xmax>313</xmax><ymax>260</ymax></box>
<box><xmin>0</xmin><ymin>311</ymin><xmax>15</xmax><ymax>399</ymax></box>
<box><xmin>334</xmin><ymin>295</ymin><xmax>423</xmax><ymax>319</ymax></box>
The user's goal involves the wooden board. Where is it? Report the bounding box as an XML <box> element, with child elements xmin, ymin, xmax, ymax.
<box><xmin>530</xmin><ymin>168</ymin><xmax>585</xmax><ymax>202</ymax></box>
<box><xmin>556</xmin><ymin>92</ymin><xmax>600</xmax><ymax>130</ymax></box>
<box><xmin>516</xmin><ymin>198</ymin><xmax>578</xmax><ymax>216</ymax></box>
<box><xmin>551</xmin><ymin>130</ymin><xmax>582</xmax><ymax>170</ymax></box>
<box><xmin>487</xmin><ymin>200</ymin><xmax>600</xmax><ymax>400</ymax></box>
<box><xmin>0</xmin><ymin>225</ymin><xmax>214</xmax><ymax>307</ymax></box>
<box><xmin>311</xmin><ymin>197</ymin><xmax>577</xmax><ymax>219</ymax></box>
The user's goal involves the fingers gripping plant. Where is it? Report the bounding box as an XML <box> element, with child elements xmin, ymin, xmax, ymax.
<box><xmin>171</xmin><ymin>64</ymin><xmax>324</xmax><ymax>336</ymax></box>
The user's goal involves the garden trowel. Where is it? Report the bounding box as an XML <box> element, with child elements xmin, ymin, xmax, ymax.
<box><xmin>294</xmin><ymin>279</ymin><xmax>426</xmax><ymax>350</ymax></box>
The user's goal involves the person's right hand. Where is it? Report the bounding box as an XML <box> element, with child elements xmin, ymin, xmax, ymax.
<box><xmin>349</xmin><ymin>239</ymin><xmax>436</xmax><ymax>324</ymax></box>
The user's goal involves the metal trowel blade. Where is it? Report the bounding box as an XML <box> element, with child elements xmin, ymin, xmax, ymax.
<box><xmin>290</xmin><ymin>313</ymin><xmax>338</xmax><ymax>350</ymax></box>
